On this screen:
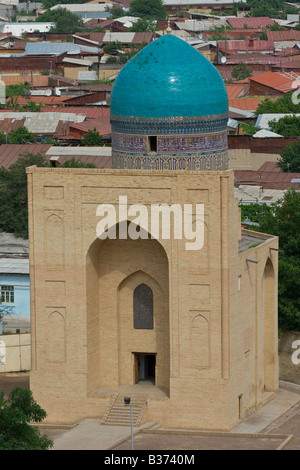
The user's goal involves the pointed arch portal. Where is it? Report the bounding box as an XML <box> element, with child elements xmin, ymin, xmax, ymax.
<box><xmin>86</xmin><ymin>223</ymin><xmax>169</xmax><ymax>394</ymax></box>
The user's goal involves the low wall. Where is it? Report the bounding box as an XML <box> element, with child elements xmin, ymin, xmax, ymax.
<box><xmin>0</xmin><ymin>333</ymin><xmax>31</xmax><ymax>373</ymax></box>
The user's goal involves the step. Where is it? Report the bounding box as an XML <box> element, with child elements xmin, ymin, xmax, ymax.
<box><xmin>101</xmin><ymin>394</ymin><xmax>147</xmax><ymax>426</ymax></box>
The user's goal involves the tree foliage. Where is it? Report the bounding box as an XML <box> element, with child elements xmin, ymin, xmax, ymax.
<box><xmin>129</xmin><ymin>0</ymin><xmax>166</xmax><ymax>20</ymax></box>
<box><xmin>61</xmin><ymin>158</ymin><xmax>96</xmax><ymax>168</ymax></box>
<box><xmin>0</xmin><ymin>153</ymin><xmax>98</xmax><ymax>238</ymax></box>
<box><xmin>240</xmin><ymin>190</ymin><xmax>300</xmax><ymax>331</ymax></box>
<box><xmin>37</xmin><ymin>8</ymin><xmax>84</xmax><ymax>33</ymax></box>
<box><xmin>255</xmin><ymin>92</ymin><xmax>300</xmax><ymax>116</ymax></box>
<box><xmin>269</xmin><ymin>115</ymin><xmax>300</xmax><ymax>136</ymax></box>
<box><xmin>105</xmin><ymin>5</ymin><xmax>125</xmax><ymax>19</ymax></box>
<box><xmin>232</xmin><ymin>63</ymin><xmax>252</xmax><ymax>81</ymax></box>
<box><xmin>80</xmin><ymin>128</ymin><xmax>103</xmax><ymax>146</ymax></box>
<box><xmin>128</xmin><ymin>18</ymin><xmax>157</xmax><ymax>32</ymax></box>
<box><xmin>277</xmin><ymin>141</ymin><xmax>300</xmax><ymax>172</ymax></box>
<box><xmin>0</xmin><ymin>152</ymin><xmax>49</xmax><ymax>238</ymax></box>
<box><xmin>0</xmin><ymin>387</ymin><xmax>53</xmax><ymax>450</ymax></box>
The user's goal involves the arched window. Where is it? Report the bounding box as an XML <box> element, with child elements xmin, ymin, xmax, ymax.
<box><xmin>133</xmin><ymin>284</ymin><xmax>153</xmax><ymax>330</ymax></box>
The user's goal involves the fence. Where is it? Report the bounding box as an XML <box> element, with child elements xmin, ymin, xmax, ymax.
<box><xmin>0</xmin><ymin>333</ymin><xmax>31</xmax><ymax>373</ymax></box>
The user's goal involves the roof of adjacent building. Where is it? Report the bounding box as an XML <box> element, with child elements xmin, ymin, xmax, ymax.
<box><xmin>0</xmin><ymin>231</ymin><xmax>29</xmax><ymax>273</ymax></box>
<box><xmin>256</xmin><ymin>113</ymin><xmax>300</xmax><ymax>129</ymax></box>
<box><xmin>228</xmin><ymin>98</ymin><xmax>259</xmax><ymax>111</ymax></box>
<box><xmin>226</xmin><ymin>16</ymin><xmax>275</xmax><ymax>29</ymax></box>
<box><xmin>218</xmin><ymin>39</ymin><xmax>274</xmax><ymax>53</ymax></box>
<box><xmin>235</xmin><ymin>161</ymin><xmax>300</xmax><ymax>190</ymax></box>
<box><xmin>0</xmin><ymin>143</ymin><xmax>112</xmax><ymax>169</ymax></box>
<box><xmin>0</xmin><ymin>232</ymin><xmax>28</xmax><ymax>256</ymax></box>
<box><xmin>74</xmin><ymin>31</ymin><xmax>153</xmax><ymax>45</ymax></box>
<box><xmin>21</xmin><ymin>41</ymin><xmax>99</xmax><ymax>56</ymax></box>
<box><xmin>0</xmin><ymin>111</ymin><xmax>85</xmax><ymax>133</ymax></box>
<box><xmin>267</xmin><ymin>30</ymin><xmax>300</xmax><ymax>42</ymax></box>
<box><xmin>0</xmin><ymin>258</ymin><xmax>29</xmax><ymax>275</ymax></box>
<box><xmin>70</xmin><ymin>117</ymin><xmax>111</xmax><ymax>136</ymax></box>
<box><xmin>250</xmin><ymin>70</ymin><xmax>300</xmax><ymax>92</ymax></box>
<box><xmin>111</xmin><ymin>34</ymin><xmax>228</xmax><ymax>118</ymax></box>
<box><xmin>41</xmin><ymin>106</ymin><xmax>110</xmax><ymax>120</ymax></box>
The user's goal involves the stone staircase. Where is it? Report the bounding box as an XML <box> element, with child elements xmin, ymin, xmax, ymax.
<box><xmin>101</xmin><ymin>394</ymin><xmax>147</xmax><ymax>426</ymax></box>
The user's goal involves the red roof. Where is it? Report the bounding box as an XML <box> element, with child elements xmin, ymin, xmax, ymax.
<box><xmin>226</xmin><ymin>84</ymin><xmax>245</xmax><ymax>99</ymax></box>
<box><xmin>9</xmin><ymin>96</ymin><xmax>69</xmax><ymax>106</ymax></box>
<box><xmin>218</xmin><ymin>39</ymin><xmax>274</xmax><ymax>54</ymax></box>
<box><xmin>267</xmin><ymin>30</ymin><xmax>300</xmax><ymax>42</ymax></box>
<box><xmin>235</xmin><ymin>162</ymin><xmax>300</xmax><ymax>190</ymax></box>
<box><xmin>0</xmin><ymin>143</ymin><xmax>111</xmax><ymax>169</ymax></box>
<box><xmin>249</xmin><ymin>71</ymin><xmax>300</xmax><ymax>92</ymax></box>
<box><xmin>0</xmin><ymin>143</ymin><xmax>51</xmax><ymax>168</ymax></box>
<box><xmin>227</xmin><ymin>17</ymin><xmax>275</xmax><ymax>30</ymax></box>
<box><xmin>41</xmin><ymin>106</ymin><xmax>110</xmax><ymax>119</ymax></box>
<box><xmin>70</xmin><ymin>117</ymin><xmax>111</xmax><ymax>136</ymax></box>
<box><xmin>229</xmin><ymin>98</ymin><xmax>259</xmax><ymax>111</ymax></box>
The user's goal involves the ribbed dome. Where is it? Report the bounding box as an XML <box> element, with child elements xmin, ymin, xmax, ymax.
<box><xmin>110</xmin><ymin>34</ymin><xmax>228</xmax><ymax>119</ymax></box>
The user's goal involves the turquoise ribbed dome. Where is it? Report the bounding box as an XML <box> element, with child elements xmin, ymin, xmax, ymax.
<box><xmin>110</xmin><ymin>34</ymin><xmax>228</xmax><ymax>118</ymax></box>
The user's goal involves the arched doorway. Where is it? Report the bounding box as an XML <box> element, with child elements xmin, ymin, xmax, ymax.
<box><xmin>86</xmin><ymin>223</ymin><xmax>169</xmax><ymax>394</ymax></box>
<box><xmin>263</xmin><ymin>258</ymin><xmax>277</xmax><ymax>392</ymax></box>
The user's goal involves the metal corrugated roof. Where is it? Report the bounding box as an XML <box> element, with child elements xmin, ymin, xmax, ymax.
<box><xmin>267</xmin><ymin>30</ymin><xmax>300</xmax><ymax>42</ymax></box>
<box><xmin>0</xmin><ymin>143</ymin><xmax>112</xmax><ymax>169</ymax></box>
<box><xmin>256</xmin><ymin>113</ymin><xmax>300</xmax><ymax>129</ymax></box>
<box><xmin>253</xmin><ymin>129</ymin><xmax>283</xmax><ymax>138</ymax></box>
<box><xmin>23</xmin><ymin>42</ymin><xmax>99</xmax><ymax>56</ymax></box>
<box><xmin>0</xmin><ymin>143</ymin><xmax>51</xmax><ymax>168</ymax></box>
<box><xmin>235</xmin><ymin>167</ymin><xmax>300</xmax><ymax>190</ymax></box>
<box><xmin>0</xmin><ymin>258</ymin><xmax>29</xmax><ymax>275</ymax></box>
<box><xmin>228</xmin><ymin>98</ymin><xmax>259</xmax><ymax>111</ymax></box>
<box><xmin>69</xmin><ymin>117</ymin><xmax>111</xmax><ymax>136</ymax></box>
<box><xmin>46</xmin><ymin>146</ymin><xmax>112</xmax><ymax>157</ymax></box>
<box><xmin>51</xmin><ymin>3</ymin><xmax>113</xmax><ymax>11</ymax></box>
<box><xmin>102</xmin><ymin>32</ymin><xmax>135</xmax><ymax>43</ymax></box>
<box><xmin>227</xmin><ymin>16</ymin><xmax>274</xmax><ymax>29</ymax></box>
<box><xmin>41</xmin><ymin>106</ymin><xmax>110</xmax><ymax>119</ymax></box>
<box><xmin>0</xmin><ymin>232</ymin><xmax>28</xmax><ymax>254</ymax></box>
<box><xmin>0</xmin><ymin>112</ymin><xmax>85</xmax><ymax>133</ymax></box>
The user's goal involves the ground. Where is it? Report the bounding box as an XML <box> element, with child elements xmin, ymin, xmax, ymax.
<box><xmin>1</xmin><ymin>372</ymin><xmax>300</xmax><ymax>450</ymax></box>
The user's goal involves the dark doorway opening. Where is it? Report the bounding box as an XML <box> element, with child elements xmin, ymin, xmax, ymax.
<box><xmin>135</xmin><ymin>354</ymin><xmax>156</xmax><ymax>384</ymax></box>
<box><xmin>148</xmin><ymin>136</ymin><xmax>157</xmax><ymax>152</ymax></box>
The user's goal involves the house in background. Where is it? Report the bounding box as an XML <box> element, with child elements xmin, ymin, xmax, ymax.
<box><xmin>0</xmin><ymin>232</ymin><xmax>30</xmax><ymax>334</ymax></box>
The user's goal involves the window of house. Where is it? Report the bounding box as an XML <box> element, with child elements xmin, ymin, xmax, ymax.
<box><xmin>133</xmin><ymin>283</ymin><xmax>153</xmax><ymax>329</ymax></box>
<box><xmin>148</xmin><ymin>136</ymin><xmax>157</xmax><ymax>152</ymax></box>
<box><xmin>1</xmin><ymin>285</ymin><xmax>14</xmax><ymax>303</ymax></box>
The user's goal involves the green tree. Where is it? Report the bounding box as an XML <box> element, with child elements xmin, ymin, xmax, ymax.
<box><xmin>37</xmin><ymin>8</ymin><xmax>84</xmax><ymax>33</ymax></box>
<box><xmin>9</xmin><ymin>126</ymin><xmax>36</xmax><ymax>144</ymax></box>
<box><xmin>241</xmin><ymin>190</ymin><xmax>300</xmax><ymax>331</ymax></box>
<box><xmin>0</xmin><ymin>152</ymin><xmax>49</xmax><ymax>238</ymax></box>
<box><xmin>129</xmin><ymin>18</ymin><xmax>157</xmax><ymax>32</ymax></box>
<box><xmin>80</xmin><ymin>128</ymin><xmax>103</xmax><ymax>146</ymax></box>
<box><xmin>61</xmin><ymin>158</ymin><xmax>97</xmax><ymax>168</ymax></box>
<box><xmin>239</xmin><ymin>122</ymin><xmax>258</xmax><ymax>135</ymax></box>
<box><xmin>6</xmin><ymin>82</ymin><xmax>30</xmax><ymax>98</ymax></box>
<box><xmin>277</xmin><ymin>140</ymin><xmax>300</xmax><ymax>172</ymax></box>
<box><xmin>231</xmin><ymin>63</ymin><xmax>252</xmax><ymax>81</ymax></box>
<box><xmin>129</xmin><ymin>0</ymin><xmax>166</xmax><ymax>20</ymax></box>
<box><xmin>255</xmin><ymin>92</ymin><xmax>300</xmax><ymax>116</ymax></box>
<box><xmin>103</xmin><ymin>41</ymin><xmax>123</xmax><ymax>55</ymax></box>
<box><xmin>22</xmin><ymin>101</ymin><xmax>43</xmax><ymax>112</ymax></box>
<box><xmin>269</xmin><ymin>115</ymin><xmax>300</xmax><ymax>136</ymax></box>
<box><xmin>105</xmin><ymin>5</ymin><xmax>125</xmax><ymax>19</ymax></box>
<box><xmin>0</xmin><ymin>387</ymin><xmax>53</xmax><ymax>450</ymax></box>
